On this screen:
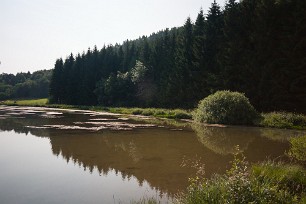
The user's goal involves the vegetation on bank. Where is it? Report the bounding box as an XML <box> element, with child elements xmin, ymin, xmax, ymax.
<box><xmin>108</xmin><ymin>107</ymin><xmax>191</xmax><ymax>119</ymax></box>
<box><xmin>287</xmin><ymin>135</ymin><xmax>306</xmax><ymax>162</ymax></box>
<box><xmin>2</xmin><ymin>98</ymin><xmax>306</xmax><ymax>130</ymax></box>
<box><xmin>192</xmin><ymin>91</ymin><xmax>259</xmax><ymax>125</ymax></box>
<box><xmin>2</xmin><ymin>98</ymin><xmax>49</xmax><ymax>106</ymax></box>
<box><xmin>192</xmin><ymin>91</ymin><xmax>306</xmax><ymax>130</ymax></box>
<box><xmin>0</xmin><ymin>98</ymin><xmax>192</xmax><ymax>120</ymax></box>
<box><xmin>176</xmin><ymin>148</ymin><xmax>306</xmax><ymax>204</ymax></box>
<box><xmin>175</xmin><ymin>137</ymin><xmax>306</xmax><ymax>203</ymax></box>
<box><xmin>260</xmin><ymin>112</ymin><xmax>306</xmax><ymax>130</ymax></box>
<box><xmin>252</xmin><ymin>162</ymin><xmax>306</xmax><ymax>195</ymax></box>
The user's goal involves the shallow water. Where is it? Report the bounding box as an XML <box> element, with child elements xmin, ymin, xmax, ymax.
<box><xmin>0</xmin><ymin>105</ymin><xmax>304</xmax><ymax>203</ymax></box>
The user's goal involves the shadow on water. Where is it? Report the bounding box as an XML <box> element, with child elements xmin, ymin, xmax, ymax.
<box><xmin>0</xmin><ymin>105</ymin><xmax>304</xmax><ymax>196</ymax></box>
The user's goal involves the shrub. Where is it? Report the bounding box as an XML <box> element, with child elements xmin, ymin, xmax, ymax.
<box><xmin>193</xmin><ymin>91</ymin><xmax>259</xmax><ymax>125</ymax></box>
<box><xmin>261</xmin><ymin>112</ymin><xmax>306</xmax><ymax>129</ymax></box>
<box><xmin>142</xmin><ymin>109</ymin><xmax>154</xmax><ymax>116</ymax></box>
<box><xmin>169</xmin><ymin>109</ymin><xmax>192</xmax><ymax>119</ymax></box>
<box><xmin>132</xmin><ymin>109</ymin><xmax>143</xmax><ymax>115</ymax></box>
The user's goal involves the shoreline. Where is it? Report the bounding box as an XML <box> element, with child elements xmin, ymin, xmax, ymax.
<box><xmin>1</xmin><ymin>99</ymin><xmax>306</xmax><ymax>131</ymax></box>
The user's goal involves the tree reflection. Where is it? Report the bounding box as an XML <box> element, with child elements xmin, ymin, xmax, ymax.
<box><xmin>191</xmin><ymin>123</ymin><xmax>256</xmax><ymax>155</ymax></box>
<box><xmin>0</xmin><ymin>106</ymin><xmax>292</xmax><ymax>197</ymax></box>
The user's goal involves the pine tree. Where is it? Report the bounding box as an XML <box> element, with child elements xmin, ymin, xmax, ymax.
<box><xmin>173</xmin><ymin>17</ymin><xmax>195</xmax><ymax>107</ymax></box>
<box><xmin>49</xmin><ymin>58</ymin><xmax>64</xmax><ymax>103</ymax></box>
<box><xmin>204</xmin><ymin>0</ymin><xmax>224</xmax><ymax>92</ymax></box>
<box><xmin>193</xmin><ymin>9</ymin><xmax>209</xmax><ymax>100</ymax></box>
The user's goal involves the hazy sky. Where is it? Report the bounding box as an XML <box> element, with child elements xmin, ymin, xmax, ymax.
<box><xmin>0</xmin><ymin>0</ymin><xmax>225</xmax><ymax>74</ymax></box>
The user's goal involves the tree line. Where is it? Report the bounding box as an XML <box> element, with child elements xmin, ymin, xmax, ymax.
<box><xmin>49</xmin><ymin>0</ymin><xmax>306</xmax><ymax>113</ymax></box>
<box><xmin>0</xmin><ymin>70</ymin><xmax>52</xmax><ymax>100</ymax></box>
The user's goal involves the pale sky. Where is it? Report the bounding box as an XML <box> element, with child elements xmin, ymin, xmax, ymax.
<box><xmin>0</xmin><ymin>0</ymin><xmax>225</xmax><ymax>74</ymax></box>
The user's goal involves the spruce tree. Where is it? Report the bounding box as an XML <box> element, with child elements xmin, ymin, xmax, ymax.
<box><xmin>193</xmin><ymin>9</ymin><xmax>209</xmax><ymax>100</ymax></box>
<box><xmin>49</xmin><ymin>58</ymin><xmax>64</xmax><ymax>103</ymax></box>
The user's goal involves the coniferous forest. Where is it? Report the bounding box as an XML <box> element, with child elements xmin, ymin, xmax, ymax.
<box><xmin>49</xmin><ymin>0</ymin><xmax>306</xmax><ymax>113</ymax></box>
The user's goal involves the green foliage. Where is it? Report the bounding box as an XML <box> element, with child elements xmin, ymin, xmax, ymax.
<box><xmin>130</xmin><ymin>60</ymin><xmax>148</xmax><ymax>83</ymax></box>
<box><xmin>252</xmin><ymin>161</ymin><xmax>306</xmax><ymax>195</ymax></box>
<box><xmin>102</xmin><ymin>72</ymin><xmax>135</xmax><ymax>106</ymax></box>
<box><xmin>260</xmin><ymin>112</ymin><xmax>306</xmax><ymax>129</ymax></box>
<box><xmin>177</xmin><ymin>148</ymin><xmax>305</xmax><ymax>204</ymax></box>
<box><xmin>0</xmin><ymin>83</ymin><xmax>13</xmax><ymax>100</ymax></box>
<box><xmin>193</xmin><ymin>91</ymin><xmax>259</xmax><ymax>125</ymax></box>
<box><xmin>287</xmin><ymin>136</ymin><xmax>306</xmax><ymax>162</ymax></box>
<box><xmin>0</xmin><ymin>70</ymin><xmax>51</xmax><ymax>100</ymax></box>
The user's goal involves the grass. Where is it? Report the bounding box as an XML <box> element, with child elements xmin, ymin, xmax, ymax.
<box><xmin>252</xmin><ymin>161</ymin><xmax>306</xmax><ymax>195</ymax></box>
<box><xmin>287</xmin><ymin>135</ymin><xmax>306</xmax><ymax>162</ymax></box>
<box><xmin>0</xmin><ymin>98</ymin><xmax>192</xmax><ymax>120</ymax></box>
<box><xmin>1</xmin><ymin>98</ymin><xmax>49</xmax><ymax>106</ymax></box>
<box><xmin>176</xmin><ymin>148</ymin><xmax>306</xmax><ymax>204</ymax></box>
<box><xmin>107</xmin><ymin>107</ymin><xmax>192</xmax><ymax>119</ymax></box>
<box><xmin>259</xmin><ymin>112</ymin><xmax>306</xmax><ymax>130</ymax></box>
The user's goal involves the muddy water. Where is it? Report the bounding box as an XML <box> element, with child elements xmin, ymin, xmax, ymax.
<box><xmin>0</xmin><ymin>106</ymin><xmax>304</xmax><ymax>204</ymax></box>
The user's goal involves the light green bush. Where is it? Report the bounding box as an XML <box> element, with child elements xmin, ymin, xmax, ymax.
<box><xmin>193</xmin><ymin>91</ymin><xmax>259</xmax><ymax>125</ymax></box>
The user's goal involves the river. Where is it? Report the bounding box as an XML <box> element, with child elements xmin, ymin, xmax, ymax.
<box><xmin>0</xmin><ymin>105</ymin><xmax>304</xmax><ymax>203</ymax></box>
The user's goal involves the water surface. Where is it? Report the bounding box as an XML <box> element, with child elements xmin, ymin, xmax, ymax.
<box><xmin>0</xmin><ymin>106</ymin><xmax>304</xmax><ymax>203</ymax></box>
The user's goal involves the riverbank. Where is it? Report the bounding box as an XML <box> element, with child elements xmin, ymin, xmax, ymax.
<box><xmin>0</xmin><ymin>99</ymin><xmax>194</xmax><ymax>128</ymax></box>
<box><xmin>0</xmin><ymin>98</ymin><xmax>192</xmax><ymax>119</ymax></box>
<box><xmin>1</xmin><ymin>98</ymin><xmax>306</xmax><ymax>130</ymax></box>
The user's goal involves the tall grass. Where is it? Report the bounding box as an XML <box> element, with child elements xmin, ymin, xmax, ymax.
<box><xmin>177</xmin><ymin>147</ymin><xmax>306</xmax><ymax>204</ymax></box>
<box><xmin>252</xmin><ymin>161</ymin><xmax>306</xmax><ymax>195</ymax></box>
<box><xmin>108</xmin><ymin>107</ymin><xmax>191</xmax><ymax>119</ymax></box>
<box><xmin>287</xmin><ymin>135</ymin><xmax>306</xmax><ymax>162</ymax></box>
<box><xmin>1</xmin><ymin>98</ymin><xmax>48</xmax><ymax>106</ymax></box>
<box><xmin>260</xmin><ymin>112</ymin><xmax>306</xmax><ymax>129</ymax></box>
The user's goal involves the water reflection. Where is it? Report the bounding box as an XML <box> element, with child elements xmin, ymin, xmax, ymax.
<box><xmin>192</xmin><ymin>123</ymin><xmax>256</xmax><ymax>155</ymax></box>
<box><xmin>260</xmin><ymin>128</ymin><xmax>304</xmax><ymax>142</ymax></box>
<box><xmin>0</xmin><ymin>105</ymin><xmax>303</xmax><ymax>197</ymax></box>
